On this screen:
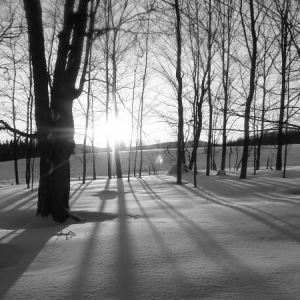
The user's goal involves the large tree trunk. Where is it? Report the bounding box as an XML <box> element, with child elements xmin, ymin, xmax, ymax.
<box><xmin>37</xmin><ymin>95</ymin><xmax>75</xmax><ymax>222</ymax></box>
<box><xmin>24</xmin><ymin>0</ymin><xmax>91</xmax><ymax>222</ymax></box>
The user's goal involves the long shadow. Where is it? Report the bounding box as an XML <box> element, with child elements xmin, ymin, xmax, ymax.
<box><xmin>0</xmin><ymin>188</ymin><xmax>37</xmax><ymax>210</ymax></box>
<box><xmin>70</xmin><ymin>178</ymin><xmax>117</xmax><ymax>298</ymax></box>
<box><xmin>0</xmin><ymin>218</ymin><xmax>71</xmax><ymax>298</ymax></box>
<box><xmin>264</xmin><ymin>193</ymin><xmax>300</xmax><ymax>207</ymax></box>
<box><xmin>128</xmin><ymin>181</ymin><xmax>190</xmax><ymax>297</ymax></box>
<box><xmin>3</xmin><ymin>192</ymin><xmax>38</xmax><ymax>212</ymax></box>
<box><xmin>0</xmin><ymin>180</ymin><xmax>104</xmax><ymax>299</ymax></box>
<box><xmin>138</xmin><ymin>178</ymin><xmax>286</xmax><ymax>298</ymax></box>
<box><xmin>160</xmin><ymin>174</ymin><xmax>300</xmax><ymax>233</ymax></box>
<box><xmin>116</xmin><ymin>178</ymin><xmax>136</xmax><ymax>300</ymax></box>
<box><xmin>166</xmin><ymin>172</ymin><xmax>300</xmax><ymax>202</ymax></box>
<box><xmin>0</xmin><ymin>185</ymin><xmax>20</xmax><ymax>192</ymax></box>
<box><xmin>69</xmin><ymin>180</ymin><xmax>93</xmax><ymax>206</ymax></box>
<box><xmin>172</xmin><ymin>178</ymin><xmax>300</xmax><ymax>243</ymax></box>
<box><xmin>241</xmin><ymin>203</ymin><xmax>300</xmax><ymax>233</ymax></box>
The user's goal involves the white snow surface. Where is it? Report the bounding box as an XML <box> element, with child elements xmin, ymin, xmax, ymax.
<box><xmin>0</xmin><ymin>168</ymin><xmax>300</xmax><ymax>299</ymax></box>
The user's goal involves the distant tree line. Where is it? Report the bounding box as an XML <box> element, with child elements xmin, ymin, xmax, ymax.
<box><xmin>0</xmin><ymin>139</ymin><xmax>39</xmax><ymax>162</ymax></box>
<box><xmin>228</xmin><ymin>130</ymin><xmax>300</xmax><ymax>147</ymax></box>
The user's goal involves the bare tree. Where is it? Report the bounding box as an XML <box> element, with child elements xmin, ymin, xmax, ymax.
<box><xmin>103</xmin><ymin>0</ymin><xmax>112</xmax><ymax>179</ymax></box>
<box><xmin>138</xmin><ymin>13</ymin><xmax>151</xmax><ymax>178</ymax></box>
<box><xmin>186</xmin><ymin>1</ymin><xmax>208</xmax><ymax>179</ymax></box>
<box><xmin>217</xmin><ymin>0</ymin><xmax>237</xmax><ymax>173</ymax></box>
<box><xmin>174</xmin><ymin>0</ymin><xmax>184</xmax><ymax>184</ymax></box>
<box><xmin>239</xmin><ymin>0</ymin><xmax>258</xmax><ymax>179</ymax></box>
<box><xmin>23</xmin><ymin>0</ymin><xmax>99</xmax><ymax>222</ymax></box>
<box><xmin>273</xmin><ymin>0</ymin><xmax>292</xmax><ymax>171</ymax></box>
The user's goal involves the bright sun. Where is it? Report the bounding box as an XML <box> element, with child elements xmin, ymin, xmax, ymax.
<box><xmin>90</xmin><ymin>116</ymin><xmax>133</xmax><ymax>148</ymax></box>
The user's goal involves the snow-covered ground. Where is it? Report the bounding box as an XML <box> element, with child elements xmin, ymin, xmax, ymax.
<box><xmin>0</xmin><ymin>167</ymin><xmax>300</xmax><ymax>299</ymax></box>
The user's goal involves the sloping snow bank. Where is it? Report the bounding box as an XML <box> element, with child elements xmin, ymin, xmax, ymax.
<box><xmin>0</xmin><ymin>168</ymin><xmax>300</xmax><ymax>299</ymax></box>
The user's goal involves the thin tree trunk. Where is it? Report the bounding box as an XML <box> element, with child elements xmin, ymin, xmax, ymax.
<box><xmin>104</xmin><ymin>0</ymin><xmax>112</xmax><ymax>179</ymax></box>
<box><xmin>175</xmin><ymin>0</ymin><xmax>183</xmax><ymax>185</ymax></box>
<box><xmin>128</xmin><ymin>61</ymin><xmax>138</xmax><ymax>181</ymax></box>
<box><xmin>276</xmin><ymin>1</ymin><xmax>289</xmax><ymax>171</ymax></box>
<box><xmin>112</xmin><ymin>38</ymin><xmax>122</xmax><ymax>178</ymax></box>
<box><xmin>91</xmin><ymin>93</ymin><xmax>96</xmax><ymax>180</ymax></box>
<box><xmin>240</xmin><ymin>0</ymin><xmax>257</xmax><ymax>179</ymax></box>
<box><xmin>220</xmin><ymin>1</ymin><xmax>233</xmax><ymax>172</ymax></box>
<box><xmin>206</xmin><ymin>0</ymin><xmax>213</xmax><ymax>177</ymax></box>
<box><xmin>11</xmin><ymin>49</ymin><xmax>19</xmax><ymax>185</ymax></box>
<box><xmin>133</xmin><ymin>103</ymin><xmax>140</xmax><ymax>177</ymax></box>
<box><xmin>253</xmin><ymin>88</ymin><xmax>257</xmax><ymax>175</ymax></box>
<box><xmin>283</xmin><ymin>51</ymin><xmax>291</xmax><ymax>178</ymax></box>
<box><xmin>138</xmin><ymin>16</ymin><xmax>150</xmax><ymax>178</ymax></box>
<box><xmin>82</xmin><ymin>55</ymin><xmax>92</xmax><ymax>183</ymax></box>
<box><xmin>26</xmin><ymin>56</ymin><xmax>34</xmax><ymax>188</ymax></box>
<box><xmin>256</xmin><ymin>59</ymin><xmax>267</xmax><ymax>170</ymax></box>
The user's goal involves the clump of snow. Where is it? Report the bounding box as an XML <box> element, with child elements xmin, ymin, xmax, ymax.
<box><xmin>1</xmin><ymin>167</ymin><xmax>300</xmax><ymax>299</ymax></box>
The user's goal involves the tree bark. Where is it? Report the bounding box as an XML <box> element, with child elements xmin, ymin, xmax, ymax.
<box><xmin>104</xmin><ymin>0</ymin><xmax>112</xmax><ymax>179</ymax></box>
<box><xmin>240</xmin><ymin>0</ymin><xmax>257</xmax><ymax>179</ymax></box>
<box><xmin>24</xmin><ymin>0</ymin><xmax>91</xmax><ymax>222</ymax></box>
<box><xmin>175</xmin><ymin>0</ymin><xmax>184</xmax><ymax>185</ymax></box>
<box><xmin>276</xmin><ymin>0</ymin><xmax>289</xmax><ymax>171</ymax></box>
<box><xmin>220</xmin><ymin>1</ymin><xmax>233</xmax><ymax>172</ymax></box>
<box><xmin>206</xmin><ymin>0</ymin><xmax>213</xmax><ymax>177</ymax></box>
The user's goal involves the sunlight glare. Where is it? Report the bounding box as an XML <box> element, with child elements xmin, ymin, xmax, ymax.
<box><xmin>89</xmin><ymin>115</ymin><xmax>132</xmax><ymax>148</ymax></box>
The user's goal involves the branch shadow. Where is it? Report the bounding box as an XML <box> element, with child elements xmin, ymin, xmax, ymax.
<box><xmin>0</xmin><ymin>180</ymin><xmax>103</xmax><ymax>299</ymax></box>
<box><xmin>138</xmin><ymin>177</ymin><xmax>286</xmax><ymax>299</ymax></box>
<box><xmin>0</xmin><ymin>218</ymin><xmax>71</xmax><ymax>298</ymax></box>
<box><xmin>128</xmin><ymin>181</ymin><xmax>190</xmax><ymax>297</ymax></box>
<box><xmin>70</xmin><ymin>178</ymin><xmax>121</xmax><ymax>299</ymax></box>
<box><xmin>174</xmin><ymin>178</ymin><xmax>300</xmax><ymax>243</ymax></box>
<box><xmin>161</xmin><ymin>174</ymin><xmax>300</xmax><ymax>237</ymax></box>
<box><xmin>0</xmin><ymin>188</ymin><xmax>37</xmax><ymax>210</ymax></box>
<box><xmin>116</xmin><ymin>178</ymin><xmax>136</xmax><ymax>300</ymax></box>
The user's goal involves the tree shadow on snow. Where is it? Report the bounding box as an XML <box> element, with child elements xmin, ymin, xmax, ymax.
<box><xmin>69</xmin><ymin>178</ymin><xmax>137</xmax><ymax>299</ymax></box>
<box><xmin>174</xmin><ymin>179</ymin><xmax>300</xmax><ymax>242</ymax></box>
<box><xmin>0</xmin><ymin>180</ymin><xmax>100</xmax><ymax>299</ymax></box>
<box><xmin>116</xmin><ymin>178</ymin><xmax>137</xmax><ymax>300</ymax></box>
<box><xmin>128</xmin><ymin>181</ymin><xmax>189</xmax><ymax>297</ymax></box>
<box><xmin>136</xmin><ymin>177</ymin><xmax>288</xmax><ymax>299</ymax></box>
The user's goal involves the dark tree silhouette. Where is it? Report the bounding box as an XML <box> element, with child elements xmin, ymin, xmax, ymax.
<box><xmin>23</xmin><ymin>0</ymin><xmax>97</xmax><ymax>222</ymax></box>
<box><xmin>174</xmin><ymin>0</ymin><xmax>184</xmax><ymax>184</ymax></box>
<box><xmin>239</xmin><ymin>0</ymin><xmax>258</xmax><ymax>179</ymax></box>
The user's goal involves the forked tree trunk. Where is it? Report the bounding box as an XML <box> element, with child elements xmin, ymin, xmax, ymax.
<box><xmin>24</xmin><ymin>0</ymin><xmax>92</xmax><ymax>222</ymax></box>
